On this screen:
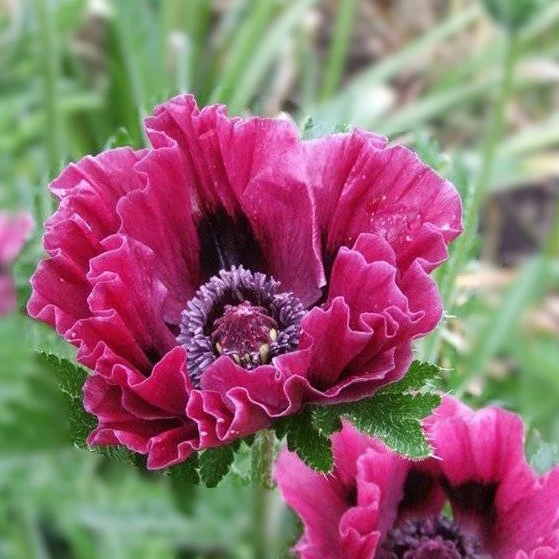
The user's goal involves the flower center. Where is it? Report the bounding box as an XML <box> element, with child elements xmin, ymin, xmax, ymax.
<box><xmin>379</xmin><ymin>515</ymin><xmax>491</xmax><ymax>559</ymax></box>
<box><xmin>212</xmin><ymin>301</ymin><xmax>279</xmax><ymax>362</ymax></box>
<box><xmin>178</xmin><ymin>266</ymin><xmax>306</xmax><ymax>386</ymax></box>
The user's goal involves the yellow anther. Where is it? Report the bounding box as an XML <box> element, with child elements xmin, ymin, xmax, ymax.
<box><xmin>233</xmin><ymin>353</ymin><xmax>241</xmax><ymax>365</ymax></box>
<box><xmin>215</xmin><ymin>342</ymin><xmax>223</xmax><ymax>354</ymax></box>
<box><xmin>269</xmin><ymin>328</ymin><xmax>278</xmax><ymax>342</ymax></box>
<box><xmin>259</xmin><ymin>343</ymin><xmax>270</xmax><ymax>364</ymax></box>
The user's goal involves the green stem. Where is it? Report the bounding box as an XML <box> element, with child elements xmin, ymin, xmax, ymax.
<box><xmin>422</xmin><ymin>31</ymin><xmax>520</xmax><ymax>364</ymax></box>
<box><xmin>34</xmin><ymin>0</ymin><xmax>63</xmax><ymax>178</ymax></box>
<box><xmin>319</xmin><ymin>0</ymin><xmax>358</xmax><ymax>101</ymax></box>
<box><xmin>251</xmin><ymin>430</ymin><xmax>275</xmax><ymax>559</ymax></box>
<box><xmin>252</xmin><ymin>484</ymin><xmax>269</xmax><ymax>559</ymax></box>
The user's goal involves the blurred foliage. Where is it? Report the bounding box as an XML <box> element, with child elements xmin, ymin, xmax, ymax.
<box><xmin>482</xmin><ymin>0</ymin><xmax>550</xmax><ymax>30</ymax></box>
<box><xmin>1</xmin><ymin>0</ymin><xmax>559</xmax><ymax>556</ymax></box>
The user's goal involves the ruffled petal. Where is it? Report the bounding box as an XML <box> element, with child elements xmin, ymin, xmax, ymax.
<box><xmin>145</xmin><ymin>93</ymin><xmax>325</xmax><ymax>305</ymax></box>
<box><xmin>303</xmin><ymin>129</ymin><xmax>388</xmax><ymax>235</ymax></box>
<box><xmin>49</xmin><ymin>147</ymin><xmax>147</xmax><ymax>238</ymax></box>
<box><xmin>186</xmin><ymin>387</ymin><xmax>271</xmax><ymax>449</ymax></box>
<box><xmin>305</xmin><ymin>136</ymin><xmax>462</xmax><ymax>273</ymax></box>
<box><xmin>200</xmin><ymin>356</ymin><xmax>302</xmax><ymax>417</ymax></box>
<box><xmin>274</xmin><ymin>422</ymin><xmax>443</xmax><ymax>559</ymax></box>
<box><xmin>427</xmin><ymin>397</ymin><xmax>538</xmax><ymax>552</ymax></box>
<box><xmin>68</xmin><ymin>235</ymin><xmax>176</xmax><ymax>375</ymax></box>
<box><xmin>85</xmin><ymin>347</ymin><xmax>198</xmax><ymax>469</ymax></box>
<box><xmin>119</xmin><ymin>145</ymin><xmax>200</xmax><ymax>320</ymax></box>
<box><xmin>240</xmin><ymin>172</ymin><xmax>324</xmax><ymax>306</ymax></box>
<box><xmin>28</xmin><ymin>148</ymin><xmax>146</xmax><ymax>336</ymax></box>
<box><xmin>274</xmin><ymin>449</ymin><xmax>349</xmax><ymax>559</ymax></box>
<box><xmin>495</xmin><ymin>467</ymin><xmax>559</xmax><ymax>558</ymax></box>
<box><xmin>145</xmin><ymin>95</ymin><xmax>237</xmax><ymax>215</ymax></box>
<box><xmin>298</xmin><ymin>297</ymin><xmax>371</xmax><ymax>390</ymax></box>
<box><xmin>286</xmin><ymin>233</ymin><xmax>429</xmax><ymax>404</ymax></box>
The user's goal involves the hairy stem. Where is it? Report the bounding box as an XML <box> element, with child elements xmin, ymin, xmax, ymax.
<box><xmin>251</xmin><ymin>430</ymin><xmax>276</xmax><ymax>559</ymax></box>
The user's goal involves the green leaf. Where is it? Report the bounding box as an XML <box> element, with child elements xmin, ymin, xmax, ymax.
<box><xmin>275</xmin><ymin>408</ymin><xmax>333</xmax><ymax>473</ymax></box>
<box><xmin>527</xmin><ymin>434</ymin><xmax>559</xmax><ymax>475</ymax></box>
<box><xmin>37</xmin><ymin>351</ymin><xmax>88</xmax><ymax>400</ymax></box>
<box><xmin>379</xmin><ymin>360</ymin><xmax>440</xmax><ymax>395</ymax></box>
<box><xmin>166</xmin><ymin>453</ymin><xmax>200</xmax><ymax>484</ymax></box>
<box><xmin>103</xmin><ymin>126</ymin><xmax>134</xmax><ymax>150</ymax></box>
<box><xmin>310</xmin><ymin>406</ymin><xmax>342</xmax><ymax>436</ymax></box>
<box><xmin>36</xmin><ymin>352</ymin><xmax>94</xmax><ymax>447</ymax></box>
<box><xmin>99</xmin><ymin>445</ymin><xmax>141</xmax><ymax>467</ymax></box>
<box><xmin>312</xmin><ymin>361</ymin><xmax>441</xmax><ymax>459</ymax></box>
<box><xmin>198</xmin><ymin>445</ymin><xmax>235</xmax><ymax>488</ymax></box>
<box><xmin>338</xmin><ymin>391</ymin><xmax>440</xmax><ymax>459</ymax></box>
<box><xmin>300</xmin><ymin>116</ymin><xmax>352</xmax><ymax>140</ymax></box>
<box><xmin>36</xmin><ymin>352</ymin><xmax>140</xmax><ymax>466</ymax></box>
<box><xmin>410</xmin><ymin>133</ymin><xmax>450</xmax><ymax>176</ymax></box>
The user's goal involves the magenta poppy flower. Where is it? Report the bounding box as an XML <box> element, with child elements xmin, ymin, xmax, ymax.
<box><xmin>28</xmin><ymin>94</ymin><xmax>461</xmax><ymax>469</ymax></box>
<box><xmin>1</xmin><ymin>212</ymin><xmax>32</xmax><ymax>316</ymax></box>
<box><xmin>275</xmin><ymin>396</ymin><xmax>559</xmax><ymax>558</ymax></box>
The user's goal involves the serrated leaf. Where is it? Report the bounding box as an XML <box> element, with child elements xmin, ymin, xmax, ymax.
<box><xmin>300</xmin><ymin>116</ymin><xmax>353</xmax><ymax>140</ymax></box>
<box><xmin>311</xmin><ymin>405</ymin><xmax>342</xmax><ymax>436</ymax></box>
<box><xmin>340</xmin><ymin>391</ymin><xmax>440</xmax><ymax>458</ymax></box>
<box><xmin>166</xmin><ymin>453</ymin><xmax>200</xmax><ymax>485</ymax></box>
<box><xmin>36</xmin><ymin>352</ymin><xmax>95</xmax><ymax>447</ymax></box>
<box><xmin>275</xmin><ymin>409</ymin><xmax>333</xmax><ymax>473</ymax></box>
<box><xmin>36</xmin><ymin>352</ymin><xmax>142</xmax><ymax>466</ymax></box>
<box><xmin>380</xmin><ymin>360</ymin><xmax>441</xmax><ymax>395</ymax></box>
<box><xmin>102</xmin><ymin>446</ymin><xmax>141</xmax><ymax>465</ymax></box>
<box><xmin>312</xmin><ymin>361</ymin><xmax>441</xmax><ymax>460</ymax></box>
<box><xmin>38</xmin><ymin>352</ymin><xmax>88</xmax><ymax>399</ymax></box>
<box><xmin>198</xmin><ymin>445</ymin><xmax>235</xmax><ymax>487</ymax></box>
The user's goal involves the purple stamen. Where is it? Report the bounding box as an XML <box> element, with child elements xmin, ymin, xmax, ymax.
<box><xmin>179</xmin><ymin>266</ymin><xmax>306</xmax><ymax>386</ymax></box>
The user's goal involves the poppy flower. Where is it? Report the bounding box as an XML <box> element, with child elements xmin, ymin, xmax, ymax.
<box><xmin>275</xmin><ymin>397</ymin><xmax>559</xmax><ymax>558</ymax></box>
<box><xmin>1</xmin><ymin>212</ymin><xmax>32</xmax><ymax>316</ymax></box>
<box><xmin>28</xmin><ymin>94</ymin><xmax>461</xmax><ymax>468</ymax></box>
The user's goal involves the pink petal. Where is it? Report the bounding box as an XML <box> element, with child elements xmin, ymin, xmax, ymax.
<box><xmin>495</xmin><ymin>467</ymin><xmax>559</xmax><ymax>558</ymax></box>
<box><xmin>28</xmin><ymin>148</ymin><xmax>146</xmax><ymax>335</ymax></box>
<box><xmin>146</xmin><ymin>93</ymin><xmax>325</xmax><ymax>305</ymax></box>
<box><xmin>303</xmin><ymin>128</ymin><xmax>388</xmax><ymax>234</ymax></box>
<box><xmin>274</xmin><ymin>450</ymin><xmax>349</xmax><ymax>559</ymax></box>
<box><xmin>427</xmin><ymin>397</ymin><xmax>538</xmax><ymax>552</ymax></box>
<box><xmin>83</xmin><ymin>235</ymin><xmax>175</xmax><ymax>367</ymax></box>
<box><xmin>298</xmin><ymin>297</ymin><xmax>371</xmax><ymax>389</ymax></box>
<box><xmin>120</xmin><ymin>146</ymin><xmax>200</xmax><ymax>320</ymax></box>
<box><xmin>84</xmin><ymin>348</ymin><xmax>198</xmax><ymax>469</ymax></box>
<box><xmin>0</xmin><ymin>212</ymin><xmax>33</xmax><ymax>264</ymax></box>
<box><xmin>306</xmin><ymin>137</ymin><xmax>462</xmax><ymax>273</ymax></box>
<box><xmin>200</xmin><ymin>356</ymin><xmax>301</xmax><ymax>417</ymax></box>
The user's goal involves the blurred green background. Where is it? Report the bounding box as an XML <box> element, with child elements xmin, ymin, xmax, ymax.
<box><xmin>1</xmin><ymin>0</ymin><xmax>559</xmax><ymax>557</ymax></box>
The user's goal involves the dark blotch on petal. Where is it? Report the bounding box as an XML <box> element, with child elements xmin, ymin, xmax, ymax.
<box><xmin>197</xmin><ymin>209</ymin><xmax>263</xmax><ymax>280</ymax></box>
<box><xmin>398</xmin><ymin>468</ymin><xmax>436</xmax><ymax>514</ymax></box>
<box><xmin>144</xmin><ymin>347</ymin><xmax>162</xmax><ymax>367</ymax></box>
<box><xmin>441</xmin><ymin>477</ymin><xmax>498</xmax><ymax>527</ymax></box>
<box><xmin>344</xmin><ymin>483</ymin><xmax>358</xmax><ymax>507</ymax></box>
